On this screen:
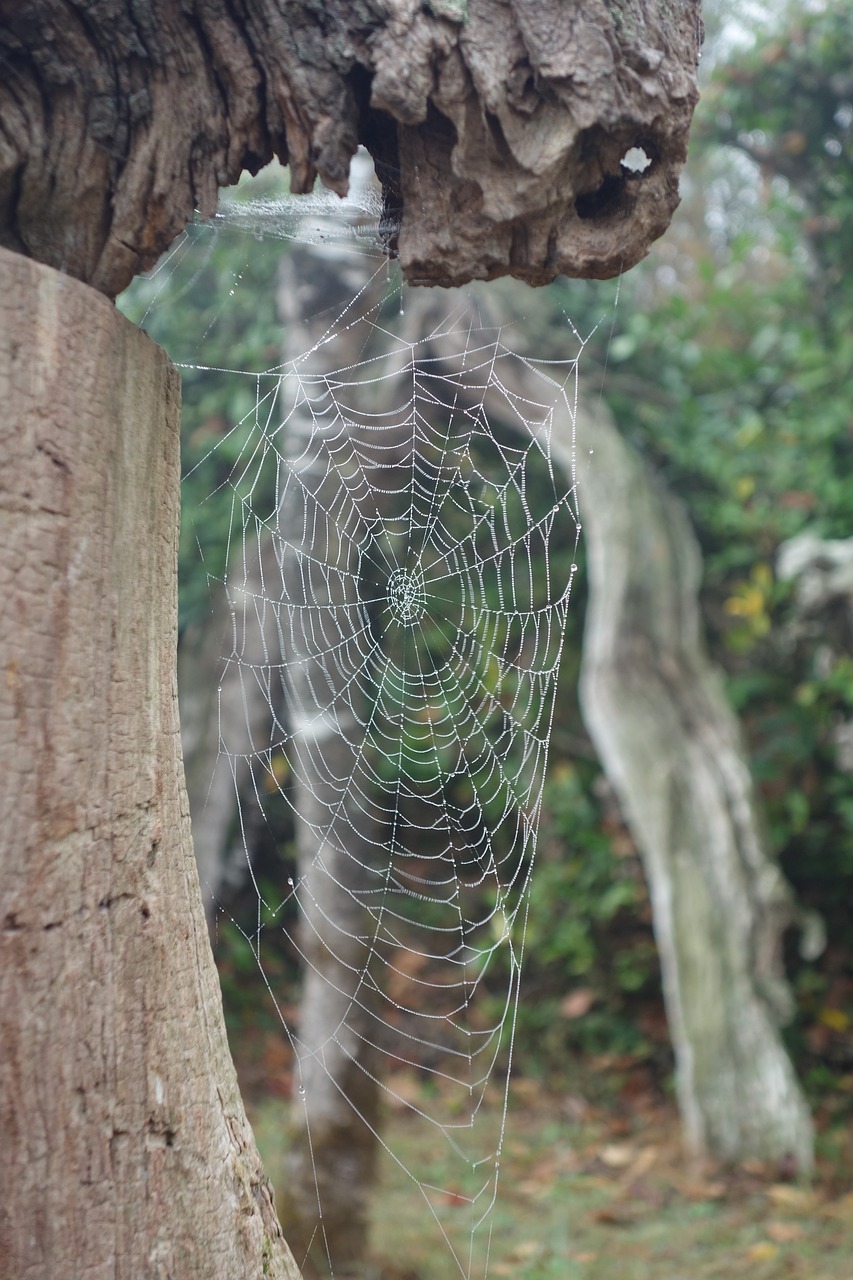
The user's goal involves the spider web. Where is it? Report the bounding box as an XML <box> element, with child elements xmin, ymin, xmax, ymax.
<box><xmin>126</xmin><ymin>160</ymin><xmax>588</xmax><ymax>1280</ymax></box>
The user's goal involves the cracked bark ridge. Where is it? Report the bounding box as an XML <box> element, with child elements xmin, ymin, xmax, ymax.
<box><xmin>0</xmin><ymin>0</ymin><xmax>702</xmax><ymax>297</ymax></box>
<box><xmin>0</xmin><ymin>247</ymin><xmax>300</xmax><ymax>1280</ymax></box>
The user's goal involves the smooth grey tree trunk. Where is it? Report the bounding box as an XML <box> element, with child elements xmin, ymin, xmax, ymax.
<box><xmin>269</xmin><ymin>236</ymin><xmax>396</xmax><ymax>1278</ymax></box>
<box><xmin>0</xmin><ymin>247</ymin><xmax>300</xmax><ymax>1280</ymax></box>
<box><xmin>179</xmin><ymin>557</ymin><xmax>284</xmax><ymax>918</ymax></box>
<box><xmin>573</xmin><ymin>399</ymin><xmax>819</xmax><ymax>1172</ymax></box>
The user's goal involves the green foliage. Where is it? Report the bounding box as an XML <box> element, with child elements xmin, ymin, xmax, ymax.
<box><xmin>119</xmin><ymin>167</ymin><xmax>294</xmax><ymax>631</ymax></box>
<box><xmin>501</xmin><ymin>761</ymin><xmax>661</xmax><ymax>1066</ymax></box>
<box><xmin>702</xmin><ymin>3</ymin><xmax>853</xmax><ymax>304</ymax></box>
<box><xmin>587</xmin><ymin>0</ymin><xmax>853</xmax><ymax>1082</ymax></box>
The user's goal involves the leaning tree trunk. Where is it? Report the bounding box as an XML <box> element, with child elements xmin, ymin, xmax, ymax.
<box><xmin>276</xmin><ymin>508</ymin><xmax>385</xmax><ymax>1280</ymax></box>
<box><xmin>0</xmin><ymin>247</ymin><xmax>300</xmax><ymax>1280</ymax></box>
<box><xmin>0</xmin><ymin>1</ymin><xmax>702</xmax><ymax>299</ymax></box>
<box><xmin>574</xmin><ymin>400</ymin><xmax>819</xmax><ymax>1173</ymax></box>
<box><xmin>270</xmin><ymin>230</ymin><xmax>396</xmax><ymax>1278</ymax></box>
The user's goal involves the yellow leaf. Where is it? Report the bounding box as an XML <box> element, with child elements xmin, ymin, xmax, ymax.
<box><xmin>724</xmin><ymin>585</ymin><xmax>765</xmax><ymax>619</ymax></box>
<box><xmin>265</xmin><ymin>752</ymin><xmax>290</xmax><ymax>790</ymax></box>
<box><xmin>600</xmin><ymin>1143</ymin><xmax>635</xmax><ymax>1169</ymax></box>
<box><xmin>735</xmin><ymin>475</ymin><xmax>756</xmax><ymax>500</ymax></box>
<box><xmin>509</xmin><ymin>1241</ymin><xmax>541</xmax><ymax>1261</ymax></box>
<box><xmin>767</xmin><ymin>1184</ymin><xmax>818</xmax><ymax>1211</ymax></box>
<box><xmin>747</xmin><ymin>1242</ymin><xmax>779</xmax><ymax>1261</ymax></box>
<box><xmin>819</xmin><ymin>1006</ymin><xmax>850</xmax><ymax>1032</ymax></box>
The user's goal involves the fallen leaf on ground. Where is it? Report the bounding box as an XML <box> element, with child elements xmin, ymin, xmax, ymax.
<box><xmin>579</xmin><ymin>1174</ymin><xmax>616</xmax><ymax>1190</ymax></box>
<box><xmin>600</xmin><ymin>1143</ymin><xmax>635</xmax><ymax>1169</ymax></box>
<box><xmin>561</xmin><ymin>1093</ymin><xmax>589</xmax><ymax>1122</ymax></box>
<box><xmin>767</xmin><ymin>1220</ymin><xmax>805</xmax><ymax>1243</ymax></box>
<box><xmin>680</xmin><ymin>1180</ymin><xmax>727</xmax><ymax>1202</ymax></box>
<box><xmin>821</xmin><ymin>1192</ymin><xmax>853</xmax><ymax>1220</ymax></box>
<box><xmin>441</xmin><ymin>1188</ymin><xmax>468</xmax><ymax>1207</ymax></box>
<box><xmin>766</xmin><ymin>1184</ymin><xmax>818</xmax><ymax>1212</ymax></box>
<box><xmin>591</xmin><ymin>1205</ymin><xmax>635</xmax><ymax>1227</ymax></box>
<box><xmin>518</xmin><ymin>1177</ymin><xmax>553</xmax><ymax>1198</ymax></box>
<box><xmin>509</xmin><ymin>1077</ymin><xmax>540</xmax><ymax>1101</ymax></box>
<box><xmin>620</xmin><ymin>1145</ymin><xmax>658</xmax><ymax>1183</ymax></box>
<box><xmin>747</xmin><ymin>1241</ymin><xmax>779</xmax><ymax>1261</ymax></box>
<box><xmin>508</xmin><ymin>1240</ymin><xmax>542</xmax><ymax>1261</ymax></box>
<box><xmin>384</xmin><ymin>1070</ymin><xmax>424</xmax><ymax>1107</ymax></box>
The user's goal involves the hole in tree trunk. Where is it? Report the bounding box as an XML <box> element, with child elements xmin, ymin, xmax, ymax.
<box><xmin>621</xmin><ymin>145</ymin><xmax>653</xmax><ymax>174</ymax></box>
<box><xmin>575</xmin><ymin>174</ymin><xmax>630</xmax><ymax>221</ymax></box>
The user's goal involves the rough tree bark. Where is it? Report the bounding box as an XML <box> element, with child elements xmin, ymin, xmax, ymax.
<box><xmin>0</xmin><ymin>0</ymin><xmax>702</xmax><ymax>297</ymax></box>
<box><xmin>573</xmin><ymin>400</ymin><xmax>821</xmax><ymax>1173</ymax></box>
<box><xmin>0</xmin><ymin>246</ymin><xmax>300</xmax><ymax>1280</ymax></box>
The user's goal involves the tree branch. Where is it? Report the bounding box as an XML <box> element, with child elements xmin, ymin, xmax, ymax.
<box><xmin>0</xmin><ymin>0</ymin><xmax>702</xmax><ymax>296</ymax></box>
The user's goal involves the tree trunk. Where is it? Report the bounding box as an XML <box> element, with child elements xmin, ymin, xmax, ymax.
<box><xmin>574</xmin><ymin>400</ymin><xmax>818</xmax><ymax>1173</ymax></box>
<box><xmin>268</xmin><ymin>237</ymin><xmax>394</xmax><ymax>1278</ymax></box>
<box><xmin>179</xmin><ymin>550</ymin><xmax>285</xmax><ymax>919</ymax></box>
<box><xmin>0</xmin><ymin>246</ymin><xmax>300</xmax><ymax>1280</ymax></box>
<box><xmin>0</xmin><ymin>0</ymin><xmax>702</xmax><ymax>296</ymax></box>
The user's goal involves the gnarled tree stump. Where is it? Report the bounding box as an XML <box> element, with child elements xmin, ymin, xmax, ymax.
<box><xmin>0</xmin><ymin>0</ymin><xmax>702</xmax><ymax>295</ymax></box>
<box><xmin>0</xmin><ymin>246</ymin><xmax>300</xmax><ymax>1280</ymax></box>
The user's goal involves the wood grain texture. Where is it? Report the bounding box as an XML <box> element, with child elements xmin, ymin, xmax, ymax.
<box><xmin>0</xmin><ymin>0</ymin><xmax>702</xmax><ymax>295</ymax></box>
<box><xmin>0</xmin><ymin>246</ymin><xmax>300</xmax><ymax>1280</ymax></box>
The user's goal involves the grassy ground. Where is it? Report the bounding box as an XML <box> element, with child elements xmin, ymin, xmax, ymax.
<box><xmin>249</xmin><ymin>1069</ymin><xmax>853</xmax><ymax>1280</ymax></box>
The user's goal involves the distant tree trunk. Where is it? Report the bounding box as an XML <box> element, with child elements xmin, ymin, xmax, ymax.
<box><xmin>0</xmin><ymin>1</ymin><xmax>702</xmax><ymax>297</ymax></box>
<box><xmin>0</xmin><ymin>247</ymin><xmax>300</xmax><ymax>1278</ymax></box>
<box><xmin>574</xmin><ymin>400</ymin><xmax>820</xmax><ymax>1173</ymax></box>
<box><xmin>179</xmin><ymin>603</ymin><xmax>246</xmax><ymax>916</ymax></box>
<box><xmin>270</xmin><ymin>236</ymin><xmax>393</xmax><ymax>1278</ymax></box>
<box><xmin>179</xmin><ymin>543</ymin><xmax>286</xmax><ymax>918</ymax></box>
<box><xmin>276</xmin><ymin>520</ymin><xmax>384</xmax><ymax>1280</ymax></box>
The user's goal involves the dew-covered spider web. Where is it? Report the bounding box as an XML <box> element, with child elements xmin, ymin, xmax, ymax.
<box><xmin>124</xmin><ymin>155</ymin><xmax>592</xmax><ymax>1280</ymax></box>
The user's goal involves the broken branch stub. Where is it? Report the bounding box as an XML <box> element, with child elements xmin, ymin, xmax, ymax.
<box><xmin>0</xmin><ymin>0</ymin><xmax>702</xmax><ymax>296</ymax></box>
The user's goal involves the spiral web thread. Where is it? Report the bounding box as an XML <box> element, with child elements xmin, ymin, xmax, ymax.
<box><xmin>153</xmin><ymin>171</ymin><xmax>587</xmax><ymax>1277</ymax></box>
